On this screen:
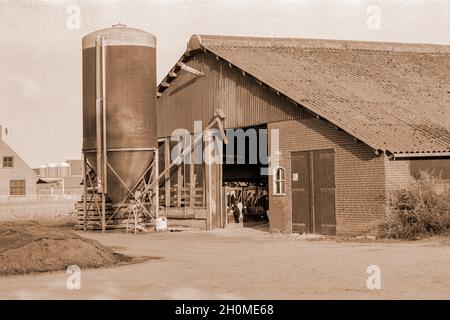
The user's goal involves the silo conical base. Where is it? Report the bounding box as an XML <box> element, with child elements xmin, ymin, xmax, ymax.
<box><xmin>86</xmin><ymin>151</ymin><xmax>154</xmax><ymax>205</ymax></box>
<box><xmin>105</xmin><ymin>151</ymin><xmax>155</xmax><ymax>205</ymax></box>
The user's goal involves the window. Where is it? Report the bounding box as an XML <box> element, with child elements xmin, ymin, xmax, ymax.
<box><xmin>9</xmin><ymin>180</ymin><xmax>26</xmax><ymax>196</ymax></box>
<box><xmin>3</xmin><ymin>156</ymin><xmax>13</xmax><ymax>168</ymax></box>
<box><xmin>273</xmin><ymin>166</ymin><xmax>286</xmax><ymax>195</ymax></box>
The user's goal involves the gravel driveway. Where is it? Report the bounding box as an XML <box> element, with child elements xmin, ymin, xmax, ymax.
<box><xmin>0</xmin><ymin>227</ymin><xmax>449</xmax><ymax>299</ymax></box>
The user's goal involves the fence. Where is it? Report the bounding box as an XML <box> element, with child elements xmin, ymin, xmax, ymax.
<box><xmin>0</xmin><ymin>195</ymin><xmax>81</xmax><ymax>220</ymax></box>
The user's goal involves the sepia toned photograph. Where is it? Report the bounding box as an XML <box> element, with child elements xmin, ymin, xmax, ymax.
<box><xmin>0</xmin><ymin>0</ymin><xmax>449</xmax><ymax>309</ymax></box>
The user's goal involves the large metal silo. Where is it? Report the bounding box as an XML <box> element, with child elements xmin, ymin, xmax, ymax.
<box><xmin>59</xmin><ymin>163</ymin><xmax>71</xmax><ymax>177</ymax></box>
<box><xmin>39</xmin><ymin>165</ymin><xmax>48</xmax><ymax>177</ymax></box>
<box><xmin>48</xmin><ymin>163</ymin><xmax>59</xmax><ymax>178</ymax></box>
<box><xmin>82</xmin><ymin>25</ymin><xmax>157</xmax><ymax>206</ymax></box>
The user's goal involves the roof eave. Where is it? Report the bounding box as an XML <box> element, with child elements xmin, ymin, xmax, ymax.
<box><xmin>391</xmin><ymin>151</ymin><xmax>450</xmax><ymax>159</ymax></box>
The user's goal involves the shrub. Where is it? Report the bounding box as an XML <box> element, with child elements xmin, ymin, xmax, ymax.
<box><xmin>379</xmin><ymin>171</ymin><xmax>450</xmax><ymax>240</ymax></box>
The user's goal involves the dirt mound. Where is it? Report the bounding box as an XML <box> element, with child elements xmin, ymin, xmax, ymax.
<box><xmin>0</xmin><ymin>221</ymin><xmax>129</xmax><ymax>276</ymax></box>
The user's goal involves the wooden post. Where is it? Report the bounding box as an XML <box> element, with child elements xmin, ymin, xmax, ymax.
<box><xmin>205</xmin><ymin>160</ymin><xmax>212</xmax><ymax>230</ymax></box>
<box><xmin>205</xmin><ymin>133</ymin><xmax>214</xmax><ymax>230</ymax></box>
<box><xmin>218</xmin><ymin>163</ymin><xmax>224</xmax><ymax>228</ymax></box>
<box><xmin>164</xmin><ymin>138</ymin><xmax>170</xmax><ymax>208</ymax></box>
<box><xmin>223</xmin><ymin>186</ymin><xmax>228</xmax><ymax>226</ymax></box>
<box><xmin>154</xmin><ymin>148</ymin><xmax>159</xmax><ymax>218</ymax></box>
<box><xmin>190</xmin><ymin>135</ymin><xmax>195</xmax><ymax>208</ymax></box>
<box><xmin>211</xmin><ymin>163</ymin><xmax>221</xmax><ymax>229</ymax></box>
<box><xmin>177</xmin><ymin>141</ymin><xmax>182</xmax><ymax>208</ymax></box>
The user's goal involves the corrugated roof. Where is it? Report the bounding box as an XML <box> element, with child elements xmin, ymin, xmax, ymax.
<box><xmin>183</xmin><ymin>35</ymin><xmax>450</xmax><ymax>155</ymax></box>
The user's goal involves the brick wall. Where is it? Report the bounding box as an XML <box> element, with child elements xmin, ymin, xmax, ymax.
<box><xmin>268</xmin><ymin>118</ymin><xmax>387</xmax><ymax>235</ymax></box>
<box><xmin>384</xmin><ymin>157</ymin><xmax>409</xmax><ymax>211</ymax></box>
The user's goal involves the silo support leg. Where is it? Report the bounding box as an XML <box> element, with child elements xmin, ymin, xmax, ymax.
<box><xmin>154</xmin><ymin>149</ymin><xmax>159</xmax><ymax>218</ymax></box>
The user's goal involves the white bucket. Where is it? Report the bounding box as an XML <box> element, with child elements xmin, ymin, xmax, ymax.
<box><xmin>155</xmin><ymin>217</ymin><xmax>167</xmax><ymax>231</ymax></box>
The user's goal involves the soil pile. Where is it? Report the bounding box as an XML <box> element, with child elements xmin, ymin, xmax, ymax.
<box><xmin>0</xmin><ymin>221</ymin><xmax>129</xmax><ymax>276</ymax></box>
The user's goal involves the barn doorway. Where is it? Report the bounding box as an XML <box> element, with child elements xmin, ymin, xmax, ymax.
<box><xmin>222</xmin><ymin>125</ymin><xmax>269</xmax><ymax>229</ymax></box>
<box><xmin>291</xmin><ymin>149</ymin><xmax>336</xmax><ymax>234</ymax></box>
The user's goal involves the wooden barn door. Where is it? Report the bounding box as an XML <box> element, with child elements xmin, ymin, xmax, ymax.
<box><xmin>291</xmin><ymin>149</ymin><xmax>336</xmax><ymax>234</ymax></box>
<box><xmin>291</xmin><ymin>151</ymin><xmax>311</xmax><ymax>233</ymax></box>
<box><xmin>312</xmin><ymin>149</ymin><xmax>336</xmax><ymax>234</ymax></box>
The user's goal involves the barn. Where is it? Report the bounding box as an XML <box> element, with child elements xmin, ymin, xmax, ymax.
<box><xmin>154</xmin><ymin>35</ymin><xmax>450</xmax><ymax>235</ymax></box>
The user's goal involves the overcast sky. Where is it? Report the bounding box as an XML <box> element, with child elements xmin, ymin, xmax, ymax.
<box><xmin>0</xmin><ymin>0</ymin><xmax>449</xmax><ymax>167</ymax></box>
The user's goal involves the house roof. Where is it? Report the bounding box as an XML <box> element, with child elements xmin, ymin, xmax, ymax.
<box><xmin>158</xmin><ymin>35</ymin><xmax>450</xmax><ymax>156</ymax></box>
<box><xmin>0</xmin><ymin>138</ymin><xmax>37</xmax><ymax>177</ymax></box>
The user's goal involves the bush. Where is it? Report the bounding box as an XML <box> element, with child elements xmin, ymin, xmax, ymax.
<box><xmin>379</xmin><ymin>171</ymin><xmax>450</xmax><ymax>240</ymax></box>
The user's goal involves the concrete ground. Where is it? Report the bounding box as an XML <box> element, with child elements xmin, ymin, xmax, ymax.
<box><xmin>0</xmin><ymin>225</ymin><xmax>449</xmax><ymax>299</ymax></box>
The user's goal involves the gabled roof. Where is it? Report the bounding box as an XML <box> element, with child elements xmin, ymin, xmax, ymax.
<box><xmin>0</xmin><ymin>138</ymin><xmax>37</xmax><ymax>177</ymax></box>
<box><xmin>158</xmin><ymin>35</ymin><xmax>450</xmax><ymax>156</ymax></box>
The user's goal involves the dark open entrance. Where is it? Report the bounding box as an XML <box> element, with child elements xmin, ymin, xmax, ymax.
<box><xmin>223</xmin><ymin>125</ymin><xmax>269</xmax><ymax>228</ymax></box>
<box><xmin>291</xmin><ymin>149</ymin><xmax>336</xmax><ymax>234</ymax></box>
